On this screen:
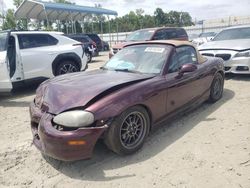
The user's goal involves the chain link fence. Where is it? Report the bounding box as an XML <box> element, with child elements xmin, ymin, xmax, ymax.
<box><xmin>100</xmin><ymin>15</ymin><xmax>250</xmax><ymax>47</ymax></box>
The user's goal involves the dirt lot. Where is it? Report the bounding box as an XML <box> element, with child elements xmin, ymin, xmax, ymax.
<box><xmin>0</xmin><ymin>52</ymin><xmax>250</xmax><ymax>188</ymax></box>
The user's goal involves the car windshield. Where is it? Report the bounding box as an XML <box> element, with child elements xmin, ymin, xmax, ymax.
<box><xmin>213</xmin><ymin>27</ymin><xmax>250</xmax><ymax>41</ymax></box>
<box><xmin>199</xmin><ymin>32</ymin><xmax>216</xmax><ymax>37</ymax></box>
<box><xmin>103</xmin><ymin>44</ymin><xmax>170</xmax><ymax>74</ymax></box>
<box><xmin>126</xmin><ymin>30</ymin><xmax>155</xmax><ymax>41</ymax></box>
<box><xmin>0</xmin><ymin>32</ymin><xmax>8</xmax><ymax>52</ymax></box>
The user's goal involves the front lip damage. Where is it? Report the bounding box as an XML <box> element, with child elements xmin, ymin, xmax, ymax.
<box><xmin>38</xmin><ymin>74</ymin><xmax>154</xmax><ymax>115</ymax></box>
<box><xmin>31</xmin><ymin>112</ymin><xmax>108</xmax><ymax>161</ymax></box>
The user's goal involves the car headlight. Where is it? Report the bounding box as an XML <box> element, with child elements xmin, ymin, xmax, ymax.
<box><xmin>234</xmin><ymin>50</ymin><xmax>250</xmax><ymax>58</ymax></box>
<box><xmin>53</xmin><ymin>110</ymin><xmax>94</xmax><ymax>128</ymax></box>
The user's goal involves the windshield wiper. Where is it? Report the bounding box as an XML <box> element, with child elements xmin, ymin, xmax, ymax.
<box><xmin>114</xmin><ymin>68</ymin><xmax>140</xmax><ymax>73</ymax></box>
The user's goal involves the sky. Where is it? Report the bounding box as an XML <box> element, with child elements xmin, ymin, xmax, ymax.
<box><xmin>3</xmin><ymin>0</ymin><xmax>250</xmax><ymax>20</ymax></box>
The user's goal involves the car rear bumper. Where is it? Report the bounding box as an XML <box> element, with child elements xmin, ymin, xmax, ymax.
<box><xmin>30</xmin><ymin>102</ymin><xmax>108</xmax><ymax>161</ymax></box>
<box><xmin>224</xmin><ymin>58</ymin><xmax>250</xmax><ymax>74</ymax></box>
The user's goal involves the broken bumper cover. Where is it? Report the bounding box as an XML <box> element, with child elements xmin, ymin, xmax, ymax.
<box><xmin>30</xmin><ymin>102</ymin><xmax>108</xmax><ymax>161</ymax></box>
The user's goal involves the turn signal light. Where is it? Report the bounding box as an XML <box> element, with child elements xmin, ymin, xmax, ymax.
<box><xmin>68</xmin><ymin>140</ymin><xmax>86</xmax><ymax>145</ymax></box>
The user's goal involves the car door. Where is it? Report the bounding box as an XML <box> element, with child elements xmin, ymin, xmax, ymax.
<box><xmin>18</xmin><ymin>34</ymin><xmax>58</xmax><ymax>80</ymax></box>
<box><xmin>0</xmin><ymin>31</ymin><xmax>12</xmax><ymax>93</ymax></box>
<box><xmin>165</xmin><ymin>46</ymin><xmax>201</xmax><ymax>114</ymax></box>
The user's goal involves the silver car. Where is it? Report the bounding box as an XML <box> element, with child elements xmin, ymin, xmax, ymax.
<box><xmin>198</xmin><ymin>25</ymin><xmax>250</xmax><ymax>74</ymax></box>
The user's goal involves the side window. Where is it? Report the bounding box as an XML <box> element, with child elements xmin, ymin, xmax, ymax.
<box><xmin>152</xmin><ymin>30</ymin><xmax>166</xmax><ymax>40</ymax></box>
<box><xmin>18</xmin><ymin>34</ymin><xmax>58</xmax><ymax>49</ymax></box>
<box><xmin>176</xmin><ymin>29</ymin><xmax>188</xmax><ymax>38</ymax></box>
<box><xmin>165</xmin><ymin>29</ymin><xmax>178</xmax><ymax>39</ymax></box>
<box><xmin>82</xmin><ymin>37</ymin><xmax>89</xmax><ymax>43</ymax></box>
<box><xmin>168</xmin><ymin>46</ymin><xmax>198</xmax><ymax>73</ymax></box>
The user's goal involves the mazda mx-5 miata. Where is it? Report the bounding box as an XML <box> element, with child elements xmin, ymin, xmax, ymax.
<box><xmin>30</xmin><ymin>40</ymin><xmax>224</xmax><ymax>161</ymax></box>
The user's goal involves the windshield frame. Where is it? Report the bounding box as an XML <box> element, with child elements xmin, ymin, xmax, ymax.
<box><xmin>103</xmin><ymin>43</ymin><xmax>172</xmax><ymax>75</ymax></box>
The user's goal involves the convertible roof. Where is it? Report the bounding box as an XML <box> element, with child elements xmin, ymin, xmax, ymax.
<box><xmin>15</xmin><ymin>0</ymin><xmax>118</xmax><ymax>21</ymax></box>
<box><xmin>124</xmin><ymin>40</ymin><xmax>207</xmax><ymax>64</ymax></box>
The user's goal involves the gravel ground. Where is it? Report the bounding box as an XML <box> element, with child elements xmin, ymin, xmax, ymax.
<box><xmin>0</xmin><ymin>52</ymin><xmax>249</xmax><ymax>188</ymax></box>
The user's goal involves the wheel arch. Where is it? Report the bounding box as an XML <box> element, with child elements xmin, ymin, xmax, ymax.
<box><xmin>217</xmin><ymin>70</ymin><xmax>225</xmax><ymax>79</ymax></box>
<box><xmin>52</xmin><ymin>53</ymin><xmax>82</xmax><ymax>76</ymax></box>
<box><xmin>136</xmin><ymin>104</ymin><xmax>153</xmax><ymax>131</ymax></box>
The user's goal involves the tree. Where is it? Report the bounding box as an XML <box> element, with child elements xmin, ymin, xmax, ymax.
<box><xmin>2</xmin><ymin>9</ymin><xmax>16</xmax><ymax>29</ymax></box>
<box><xmin>13</xmin><ymin>0</ymin><xmax>23</xmax><ymax>8</ymax></box>
<box><xmin>154</xmin><ymin>8</ymin><xmax>165</xmax><ymax>26</ymax></box>
<box><xmin>136</xmin><ymin>9</ymin><xmax>144</xmax><ymax>29</ymax></box>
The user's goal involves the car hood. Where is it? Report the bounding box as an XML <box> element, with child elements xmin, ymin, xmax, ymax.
<box><xmin>36</xmin><ymin>70</ymin><xmax>154</xmax><ymax>114</ymax></box>
<box><xmin>199</xmin><ymin>39</ymin><xmax>250</xmax><ymax>51</ymax></box>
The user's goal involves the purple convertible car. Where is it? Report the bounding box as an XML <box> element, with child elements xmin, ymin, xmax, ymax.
<box><xmin>30</xmin><ymin>40</ymin><xmax>224</xmax><ymax>161</ymax></box>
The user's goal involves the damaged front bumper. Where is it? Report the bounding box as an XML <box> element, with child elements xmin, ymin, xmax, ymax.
<box><xmin>30</xmin><ymin>102</ymin><xmax>108</xmax><ymax>161</ymax></box>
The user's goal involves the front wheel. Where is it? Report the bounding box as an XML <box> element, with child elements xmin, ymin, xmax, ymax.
<box><xmin>104</xmin><ymin>106</ymin><xmax>150</xmax><ymax>155</ymax></box>
<box><xmin>55</xmin><ymin>61</ymin><xmax>80</xmax><ymax>76</ymax></box>
<box><xmin>209</xmin><ymin>73</ymin><xmax>224</xmax><ymax>103</ymax></box>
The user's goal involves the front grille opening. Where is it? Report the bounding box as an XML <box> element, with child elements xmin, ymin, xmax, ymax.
<box><xmin>113</xmin><ymin>48</ymin><xmax>120</xmax><ymax>54</ymax></box>
<box><xmin>52</xmin><ymin>120</ymin><xmax>97</xmax><ymax>131</ymax></box>
<box><xmin>31</xmin><ymin>122</ymin><xmax>39</xmax><ymax>131</ymax></box>
<box><xmin>236</xmin><ymin>66</ymin><xmax>249</xmax><ymax>71</ymax></box>
<box><xmin>215</xmin><ymin>54</ymin><xmax>231</xmax><ymax>61</ymax></box>
<box><xmin>52</xmin><ymin>122</ymin><xmax>76</xmax><ymax>131</ymax></box>
<box><xmin>34</xmin><ymin>133</ymin><xmax>40</xmax><ymax>140</ymax></box>
<box><xmin>201</xmin><ymin>53</ymin><xmax>214</xmax><ymax>57</ymax></box>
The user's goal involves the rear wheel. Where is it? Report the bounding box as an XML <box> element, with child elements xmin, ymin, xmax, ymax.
<box><xmin>104</xmin><ymin>106</ymin><xmax>150</xmax><ymax>155</ymax></box>
<box><xmin>55</xmin><ymin>60</ymin><xmax>80</xmax><ymax>76</ymax></box>
<box><xmin>209</xmin><ymin>73</ymin><xmax>224</xmax><ymax>102</ymax></box>
<box><xmin>86</xmin><ymin>51</ymin><xmax>92</xmax><ymax>63</ymax></box>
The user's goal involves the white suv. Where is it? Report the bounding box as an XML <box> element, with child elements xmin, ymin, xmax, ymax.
<box><xmin>0</xmin><ymin>31</ymin><xmax>87</xmax><ymax>93</ymax></box>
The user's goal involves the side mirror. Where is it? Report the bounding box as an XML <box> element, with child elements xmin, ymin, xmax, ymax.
<box><xmin>176</xmin><ymin>63</ymin><xmax>197</xmax><ymax>78</ymax></box>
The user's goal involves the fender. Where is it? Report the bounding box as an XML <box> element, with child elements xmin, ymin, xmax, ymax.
<box><xmin>52</xmin><ymin>53</ymin><xmax>82</xmax><ymax>76</ymax></box>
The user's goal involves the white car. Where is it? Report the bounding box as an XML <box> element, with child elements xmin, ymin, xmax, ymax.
<box><xmin>192</xmin><ymin>32</ymin><xmax>216</xmax><ymax>46</ymax></box>
<box><xmin>0</xmin><ymin>31</ymin><xmax>87</xmax><ymax>93</ymax></box>
<box><xmin>199</xmin><ymin>25</ymin><xmax>250</xmax><ymax>74</ymax></box>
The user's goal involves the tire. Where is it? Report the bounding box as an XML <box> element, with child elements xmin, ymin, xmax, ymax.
<box><xmin>55</xmin><ymin>60</ymin><xmax>80</xmax><ymax>76</ymax></box>
<box><xmin>86</xmin><ymin>51</ymin><xmax>92</xmax><ymax>63</ymax></box>
<box><xmin>104</xmin><ymin>106</ymin><xmax>150</xmax><ymax>155</ymax></box>
<box><xmin>209</xmin><ymin>73</ymin><xmax>224</xmax><ymax>103</ymax></box>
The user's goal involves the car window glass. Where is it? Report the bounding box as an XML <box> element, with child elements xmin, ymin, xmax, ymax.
<box><xmin>0</xmin><ymin>32</ymin><xmax>8</xmax><ymax>51</ymax></box>
<box><xmin>165</xmin><ymin>29</ymin><xmax>178</xmax><ymax>39</ymax></box>
<box><xmin>168</xmin><ymin>46</ymin><xmax>198</xmax><ymax>73</ymax></box>
<box><xmin>18</xmin><ymin>34</ymin><xmax>58</xmax><ymax>49</ymax></box>
<box><xmin>104</xmin><ymin>44</ymin><xmax>170</xmax><ymax>74</ymax></box>
<box><xmin>82</xmin><ymin>37</ymin><xmax>89</xmax><ymax>43</ymax></box>
<box><xmin>176</xmin><ymin>29</ymin><xmax>187</xmax><ymax>38</ymax></box>
<box><xmin>213</xmin><ymin>27</ymin><xmax>250</xmax><ymax>40</ymax></box>
<box><xmin>153</xmin><ymin>30</ymin><xmax>165</xmax><ymax>40</ymax></box>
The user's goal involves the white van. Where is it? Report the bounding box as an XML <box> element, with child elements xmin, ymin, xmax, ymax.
<box><xmin>0</xmin><ymin>31</ymin><xmax>88</xmax><ymax>93</ymax></box>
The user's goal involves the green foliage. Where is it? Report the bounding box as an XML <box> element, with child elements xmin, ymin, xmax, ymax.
<box><xmin>53</xmin><ymin>0</ymin><xmax>72</xmax><ymax>4</ymax></box>
<box><xmin>2</xmin><ymin>9</ymin><xmax>16</xmax><ymax>30</ymax></box>
<box><xmin>1</xmin><ymin>0</ymin><xmax>193</xmax><ymax>33</ymax></box>
<box><xmin>13</xmin><ymin>0</ymin><xmax>23</xmax><ymax>8</ymax></box>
